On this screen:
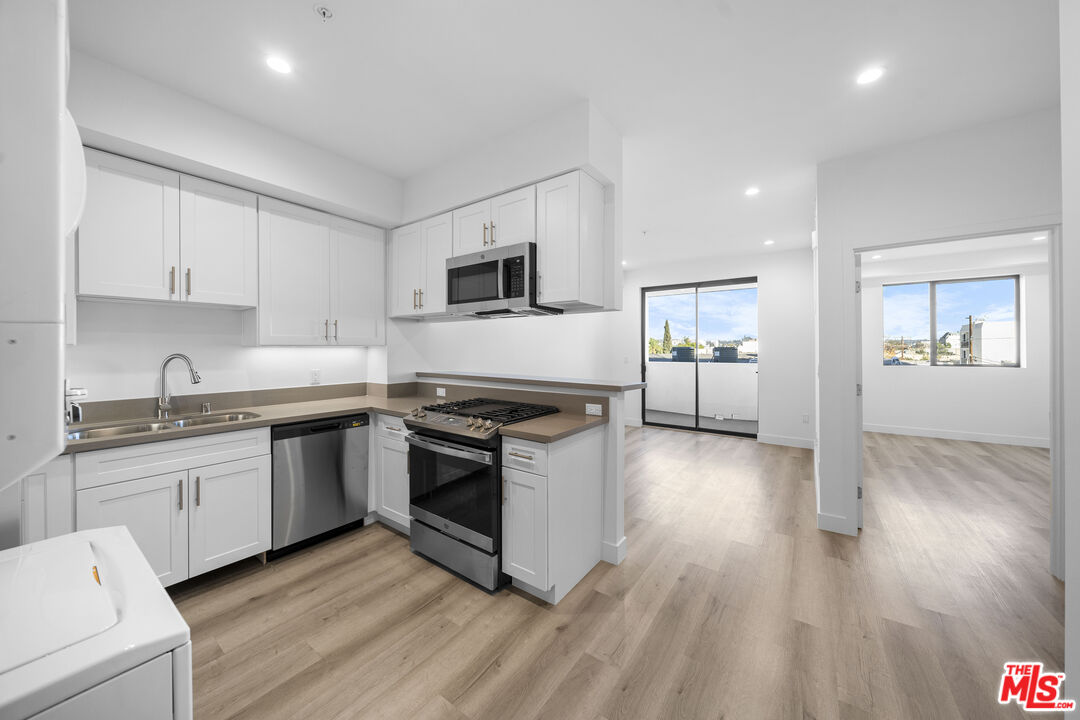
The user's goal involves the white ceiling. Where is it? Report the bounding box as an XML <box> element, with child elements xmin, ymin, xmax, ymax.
<box><xmin>860</xmin><ymin>231</ymin><xmax>1050</xmax><ymax>279</ymax></box>
<box><xmin>69</xmin><ymin>0</ymin><xmax>1060</xmax><ymax>266</ymax></box>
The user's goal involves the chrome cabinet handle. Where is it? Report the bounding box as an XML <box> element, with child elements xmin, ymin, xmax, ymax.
<box><xmin>508</xmin><ymin>451</ymin><xmax>534</xmax><ymax>461</ymax></box>
<box><xmin>185</xmin><ymin>268</ymin><xmax>191</xmax><ymax>296</ymax></box>
<box><xmin>483</xmin><ymin>223</ymin><xmax>488</xmax><ymax>246</ymax></box>
<box><xmin>334</xmin><ymin>319</ymin><xmax>339</xmax><ymax>341</ymax></box>
<box><xmin>413</xmin><ymin>289</ymin><xmax>418</xmax><ymax>309</ymax></box>
<box><xmin>178</xmin><ymin>479</ymin><xmax>183</xmax><ymax>510</ymax></box>
<box><xmin>386</xmin><ymin>426</ymin><xmax>403</xmax><ymax>432</ymax></box>
<box><xmin>418</xmin><ymin>288</ymin><xmax>423</xmax><ymax>309</ymax></box>
<box><xmin>324</xmin><ymin>319</ymin><xmax>329</xmax><ymax>341</ymax></box>
<box><xmin>490</xmin><ymin>222</ymin><xmax>495</xmax><ymax>246</ymax></box>
<box><xmin>502</xmin><ymin>474</ymin><xmax>506</xmax><ymax>506</ymax></box>
<box><xmin>195</xmin><ymin>476</ymin><xmax>201</xmax><ymax>507</ymax></box>
<box><xmin>169</xmin><ymin>266</ymin><xmax>176</xmax><ymax>294</ymax></box>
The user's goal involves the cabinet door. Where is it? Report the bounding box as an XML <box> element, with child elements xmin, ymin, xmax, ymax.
<box><xmin>375</xmin><ymin>435</ymin><xmax>410</xmax><ymax>532</ymax></box>
<box><xmin>188</xmin><ymin>455</ymin><xmax>271</xmax><ymax>577</ymax></box>
<box><xmin>452</xmin><ymin>199</ymin><xmax>491</xmax><ymax>255</ymax></box>
<box><xmin>502</xmin><ymin>466</ymin><xmax>548</xmax><ymax>590</ymax></box>
<box><xmin>76</xmin><ymin>471</ymin><xmax>189</xmax><ymax>587</ymax></box>
<box><xmin>536</xmin><ymin>172</ymin><xmax>580</xmax><ymax>305</ymax></box>
<box><xmin>330</xmin><ymin>219</ymin><xmax>385</xmax><ymax>345</ymax></box>
<box><xmin>490</xmin><ymin>186</ymin><xmax>536</xmax><ymax>247</ymax></box>
<box><xmin>21</xmin><ymin>455</ymin><xmax>74</xmax><ymax>543</ymax></box>
<box><xmin>257</xmin><ymin>198</ymin><xmax>331</xmax><ymax>345</ymax></box>
<box><xmin>389</xmin><ymin>223</ymin><xmax>422</xmax><ymax>318</ymax></box>
<box><xmin>419</xmin><ymin>212</ymin><xmax>453</xmax><ymax>315</ymax></box>
<box><xmin>78</xmin><ymin>149</ymin><xmax>180</xmax><ymax>301</ymax></box>
<box><xmin>179</xmin><ymin>175</ymin><xmax>258</xmax><ymax>307</ymax></box>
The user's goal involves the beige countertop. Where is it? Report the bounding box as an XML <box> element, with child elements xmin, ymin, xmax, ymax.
<box><xmin>416</xmin><ymin>371</ymin><xmax>646</xmax><ymax>393</ymax></box>
<box><xmin>63</xmin><ymin>394</ymin><xmax>608</xmax><ymax>454</ymax></box>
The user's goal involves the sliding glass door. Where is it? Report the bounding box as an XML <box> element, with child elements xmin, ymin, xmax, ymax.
<box><xmin>641</xmin><ymin>278</ymin><xmax>759</xmax><ymax>437</ymax></box>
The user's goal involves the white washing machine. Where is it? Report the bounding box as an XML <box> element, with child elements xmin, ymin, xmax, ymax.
<box><xmin>0</xmin><ymin>526</ymin><xmax>192</xmax><ymax>719</ymax></box>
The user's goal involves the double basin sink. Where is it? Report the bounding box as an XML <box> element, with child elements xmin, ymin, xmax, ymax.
<box><xmin>66</xmin><ymin>412</ymin><xmax>261</xmax><ymax>441</ymax></box>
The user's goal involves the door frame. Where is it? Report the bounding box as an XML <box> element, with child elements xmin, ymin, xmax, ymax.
<box><xmin>852</xmin><ymin>224</ymin><xmax>1063</xmax><ymax>578</ymax></box>
<box><xmin>640</xmin><ymin>276</ymin><xmax>759</xmax><ymax>439</ymax></box>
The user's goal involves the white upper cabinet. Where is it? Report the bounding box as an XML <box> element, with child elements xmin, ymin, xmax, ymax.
<box><xmin>490</xmin><ymin>186</ymin><xmax>536</xmax><ymax>247</ymax></box>
<box><xmin>79</xmin><ymin>149</ymin><xmax>180</xmax><ymax>302</ymax></box>
<box><xmin>389</xmin><ymin>222</ymin><xmax>423</xmax><ymax>317</ymax></box>
<box><xmin>179</xmin><ymin>175</ymin><xmax>258</xmax><ymax>306</ymax></box>
<box><xmin>452</xmin><ymin>199</ymin><xmax>491</xmax><ymax>255</ymax></box>
<box><xmin>452</xmin><ymin>187</ymin><xmax>536</xmax><ymax>256</ymax></box>
<box><xmin>80</xmin><ymin>149</ymin><xmax>259</xmax><ymax>308</ymax></box>
<box><xmin>330</xmin><ymin>217</ymin><xmax>386</xmax><ymax>346</ymax></box>
<box><xmin>257</xmin><ymin>199</ymin><xmax>331</xmax><ymax>345</ymax></box>
<box><xmin>389</xmin><ymin>212</ymin><xmax>452</xmax><ymax>318</ymax></box>
<box><xmin>256</xmin><ymin>197</ymin><xmax>385</xmax><ymax>346</ymax></box>
<box><xmin>536</xmin><ymin>171</ymin><xmax>605</xmax><ymax>309</ymax></box>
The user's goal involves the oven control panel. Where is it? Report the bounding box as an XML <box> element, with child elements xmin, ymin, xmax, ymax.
<box><xmin>403</xmin><ymin>410</ymin><xmax>501</xmax><ymax>439</ymax></box>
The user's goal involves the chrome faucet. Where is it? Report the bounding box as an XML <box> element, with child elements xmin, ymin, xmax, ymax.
<box><xmin>158</xmin><ymin>353</ymin><xmax>202</xmax><ymax>419</ymax></box>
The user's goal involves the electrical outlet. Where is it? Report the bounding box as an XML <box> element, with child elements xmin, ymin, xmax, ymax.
<box><xmin>802</xmin><ymin>413</ymin><xmax>810</xmax><ymax>424</ymax></box>
<box><xmin>311</xmin><ymin>369</ymin><xmax>321</xmax><ymax>385</ymax></box>
<box><xmin>585</xmin><ymin>403</ymin><xmax>602</xmax><ymax>416</ymax></box>
<box><xmin>436</xmin><ymin>387</ymin><xmax>446</xmax><ymax>397</ymax></box>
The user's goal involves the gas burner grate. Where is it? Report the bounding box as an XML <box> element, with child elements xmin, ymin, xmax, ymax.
<box><xmin>422</xmin><ymin>397</ymin><xmax>559</xmax><ymax>425</ymax></box>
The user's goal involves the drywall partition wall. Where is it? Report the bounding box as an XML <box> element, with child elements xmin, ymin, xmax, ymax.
<box><xmin>618</xmin><ymin>248</ymin><xmax>815</xmax><ymax>448</ymax></box>
<box><xmin>861</xmin><ymin>266</ymin><xmax>1050</xmax><ymax>447</ymax></box>
<box><xmin>68</xmin><ymin>51</ymin><xmax>403</xmax><ymax>227</ymax></box>
<box><xmin>67</xmin><ymin>301</ymin><xmax>367</xmax><ymax>402</ymax></box>
<box><xmin>1061</xmin><ymin>0</ymin><xmax>1079</xmax><ymax>687</ymax></box>
<box><xmin>816</xmin><ymin>108</ymin><xmax>1063</xmax><ymax>536</ymax></box>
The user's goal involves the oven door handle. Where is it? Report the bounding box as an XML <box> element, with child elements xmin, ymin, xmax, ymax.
<box><xmin>405</xmin><ymin>433</ymin><xmax>494</xmax><ymax>465</ymax></box>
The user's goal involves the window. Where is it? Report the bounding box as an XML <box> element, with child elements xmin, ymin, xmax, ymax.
<box><xmin>882</xmin><ymin>275</ymin><xmax>1020</xmax><ymax>367</ymax></box>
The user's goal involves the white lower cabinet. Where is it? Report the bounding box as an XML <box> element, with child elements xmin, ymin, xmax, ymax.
<box><xmin>77</xmin><ymin>470</ymin><xmax>190</xmax><ymax>586</ymax></box>
<box><xmin>188</xmin><ymin>455</ymin><xmax>271</xmax><ymax>577</ymax></box>
<box><xmin>501</xmin><ymin>429</ymin><xmax>603</xmax><ymax>605</ymax></box>
<box><xmin>11</xmin><ymin>455</ymin><xmax>74</xmax><ymax>546</ymax></box>
<box><xmin>75</xmin><ymin>429</ymin><xmax>271</xmax><ymax>587</ymax></box>
<box><xmin>373</xmin><ymin>432</ymin><xmax>411</xmax><ymax>533</ymax></box>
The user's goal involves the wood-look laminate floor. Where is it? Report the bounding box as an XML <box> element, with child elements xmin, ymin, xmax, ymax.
<box><xmin>169</xmin><ymin>429</ymin><xmax>1062</xmax><ymax>719</ymax></box>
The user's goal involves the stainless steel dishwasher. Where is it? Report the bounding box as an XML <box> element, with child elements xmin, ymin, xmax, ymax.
<box><xmin>271</xmin><ymin>414</ymin><xmax>369</xmax><ymax>551</ymax></box>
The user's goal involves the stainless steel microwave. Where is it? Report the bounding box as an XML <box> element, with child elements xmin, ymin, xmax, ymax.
<box><xmin>446</xmin><ymin>242</ymin><xmax>562</xmax><ymax>318</ymax></box>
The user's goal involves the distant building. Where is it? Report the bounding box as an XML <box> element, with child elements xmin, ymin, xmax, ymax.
<box><xmin>739</xmin><ymin>339</ymin><xmax>759</xmax><ymax>356</ymax></box>
<box><xmin>959</xmin><ymin>320</ymin><xmax>1015</xmax><ymax>365</ymax></box>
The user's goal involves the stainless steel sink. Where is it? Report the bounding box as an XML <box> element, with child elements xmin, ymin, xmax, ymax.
<box><xmin>169</xmin><ymin>412</ymin><xmax>260</xmax><ymax>428</ymax></box>
<box><xmin>66</xmin><ymin>412</ymin><xmax>261</xmax><ymax>441</ymax></box>
<box><xmin>66</xmin><ymin>422</ymin><xmax>176</xmax><ymax>440</ymax></box>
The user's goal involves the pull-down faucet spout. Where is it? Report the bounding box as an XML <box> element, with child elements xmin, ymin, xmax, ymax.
<box><xmin>158</xmin><ymin>353</ymin><xmax>202</xmax><ymax>419</ymax></box>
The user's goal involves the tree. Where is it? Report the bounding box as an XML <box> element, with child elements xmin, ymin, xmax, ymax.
<box><xmin>648</xmin><ymin>338</ymin><xmax>663</xmax><ymax>355</ymax></box>
<box><xmin>662</xmin><ymin>320</ymin><xmax>672</xmax><ymax>354</ymax></box>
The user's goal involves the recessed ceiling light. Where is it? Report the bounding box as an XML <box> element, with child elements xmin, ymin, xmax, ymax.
<box><xmin>763</xmin><ymin>239</ymin><xmax>775</xmax><ymax>246</ymax></box>
<box><xmin>871</xmin><ymin>254</ymin><xmax>882</xmax><ymax>260</ymax></box>
<box><xmin>622</xmin><ymin>260</ymin><xmax>627</xmax><ymax>266</ymax></box>
<box><xmin>745</xmin><ymin>186</ymin><xmax>761</xmax><ymax>197</ymax></box>
<box><xmin>1032</xmin><ymin>235</ymin><xmax>1047</xmax><ymax>241</ymax></box>
<box><xmin>856</xmin><ymin>66</ymin><xmax>885</xmax><ymax>85</ymax></box>
<box><xmin>266</xmin><ymin>56</ymin><xmax>293</xmax><ymax>74</ymax></box>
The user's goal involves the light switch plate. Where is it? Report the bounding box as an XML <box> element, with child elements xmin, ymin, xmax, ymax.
<box><xmin>436</xmin><ymin>387</ymin><xmax>446</xmax><ymax>397</ymax></box>
<box><xmin>311</xmin><ymin>368</ymin><xmax>321</xmax><ymax>385</ymax></box>
<box><xmin>585</xmin><ymin>403</ymin><xmax>602</xmax><ymax>416</ymax></box>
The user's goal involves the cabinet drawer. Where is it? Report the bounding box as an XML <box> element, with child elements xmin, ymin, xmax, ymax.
<box><xmin>76</xmin><ymin>428</ymin><xmax>270</xmax><ymax>490</ymax></box>
<box><xmin>501</xmin><ymin>438</ymin><xmax>548</xmax><ymax>476</ymax></box>
<box><xmin>375</xmin><ymin>413</ymin><xmax>409</xmax><ymax>439</ymax></box>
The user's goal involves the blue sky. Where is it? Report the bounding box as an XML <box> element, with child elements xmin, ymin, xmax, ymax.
<box><xmin>646</xmin><ymin>287</ymin><xmax>758</xmax><ymax>342</ymax></box>
<box><xmin>883</xmin><ymin>278</ymin><xmax>1016</xmax><ymax>340</ymax></box>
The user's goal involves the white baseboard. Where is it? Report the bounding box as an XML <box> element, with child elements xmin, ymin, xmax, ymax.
<box><xmin>817</xmin><ymin>512</ymin><xmax>858</xmax><ymax>536</ymax></box>
<box><xmin>863</xmin><ymin>423</ymin><xmax>1049</xmax><ymax>448</ymax></box>
<box><xmin>602</xmin><ymin>536</ymin><xmax>627</xmax><ymax>565</ymax></box>
<box><xmin>757</xmin><ymin>433</ymin><xmax>814</xmax><ymax>449</ymax></box>
<box><xmin>624</xmin><ymin>418</ymin><xmax>643</xmax><ymax>428</ymax></box>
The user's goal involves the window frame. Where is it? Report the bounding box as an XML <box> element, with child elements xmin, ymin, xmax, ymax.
<box><xmin>882</xmin><ymin>274</ymin><xmax>1021</xmax><ymax>368</ymax></box>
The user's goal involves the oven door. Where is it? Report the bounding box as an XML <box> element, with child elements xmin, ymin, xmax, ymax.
<box><xmin>406</xmin><ymin>433</ymin><xmax>499</xmax><ymax>552</ymax></box>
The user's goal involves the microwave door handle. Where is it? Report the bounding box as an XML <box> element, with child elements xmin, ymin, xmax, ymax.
<box><xmin>497</xmin><ymin>257</ymin><xmax>505</xmax><ymax>300</ymax></box>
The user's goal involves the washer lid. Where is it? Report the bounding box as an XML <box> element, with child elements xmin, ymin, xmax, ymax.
<box><xmin>0</xmin><ymin>539</ymin><xmax>118</xmax><ymax>674</ymax></box>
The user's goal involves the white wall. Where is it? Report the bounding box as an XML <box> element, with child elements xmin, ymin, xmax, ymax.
<box><xmin>69</xmin><ymin>51</ymin><xmax>403</xmax><ymax>227</ymax></box>
<box><xmin>815</xmin><ymin>108</ymin><xmax>1062</xmax><ymax>535</ymax></box>
<box><xmin>1060</xmin><ymin>0</ymin><xmax>1080</xmax><ymax>688</ymax></box>
<box><xmin>861</xmin><ymin>264</ymin><xmax>1050</xmax><ymax>447</ymax></box>
<box><xmin>67</xmin><ymin>301</ymin><xmax>367</xmax><ymax>402</ymax></box>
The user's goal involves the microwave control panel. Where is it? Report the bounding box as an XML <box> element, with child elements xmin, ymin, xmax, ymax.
<box><xmin>504</xmin><ymin>256</ymin><xmax>525</xmax><ymax>298</ymax></box>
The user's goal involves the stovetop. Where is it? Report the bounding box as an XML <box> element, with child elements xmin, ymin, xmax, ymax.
<box><xmin>403</xmin><ymin>398</ymin><xmax>559</xmax><ymax>442</ymax></box>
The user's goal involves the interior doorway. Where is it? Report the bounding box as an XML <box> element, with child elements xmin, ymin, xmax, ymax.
<box><xmin>640</xmin><ymin>277</ymin><xmax>759</xmax><ymax>438</ymax></box>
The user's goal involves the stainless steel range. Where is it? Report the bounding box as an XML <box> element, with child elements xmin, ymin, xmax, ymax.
<box><xmin>403</xmin><ymin>398</ymin><xmax>558</xmax><ymax>590</ymax></box>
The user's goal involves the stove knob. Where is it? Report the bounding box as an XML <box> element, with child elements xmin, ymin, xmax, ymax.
<box><xmin>418</xmin><ymin>409</ymin><xmax>427</xmax><ymax>419</ymax></box>
<box><xmin>482</xmin><ymin>419</ymin><xmax>493</xmax><ymax>430</ymax></box>
<box><xmin>469</xmin><ymin>417</ymin><xmax>480</xmax><ymax>429</ymax></box>
<box><xmin>411</xmin><ymin>407</ymin><xmax>420</xmax><ymax>417</ymax></box>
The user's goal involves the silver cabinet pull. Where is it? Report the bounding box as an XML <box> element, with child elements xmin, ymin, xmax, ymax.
<box><xmin>169</xmin><ymin>266</ymin><xmax>176</xmax><ymax>294</ymax></box>
<box><xmin>483</xmin><ymin>223</ymin><xmax>488</xmax><ymax>246</ymax></box>
<box><xmin>508</xmin><ymin>451</ymin><xmax>534</xmax><ymax>461</ymax></box>
<box><xmin>490</xmin><ymin>222</ymin><xmax>496</xmax><ymax>246</ymax></box>
<box><xmin>178</xmin><ymin>478</ymin><xmax>183</xmax><ymax>510</ymax></box>
<box><xmin>413</xmin><ymin>289</ymin><xmax>418</xmax><ymax>309</ymax></box>
<box><xmin>195</xmin><ymin>476</ymin><xmax>201</xmax><ymax>507</ymax></box>
<box><xmin>324</xmin><ymin>319</ymin><xmax>329</xmax><ymax>341</ymax></box>
<box><xmin>334</xmin><ymin>319</ymin><xmax>339</xmax><ymax>341</ymax></box>
<box><xmin>418</xmin><ymin>288</ymin><xmax>424</xmax><ymax>309</ymax></box>
<box><xmin>185</xmin><ymin>268</ymin><xmax>191</xmax><ymax>296</ymax></box>
<box><xmin>501</xmin><ymin>474</ymin><xmax>506</xmax><ymax>506</ymax></box>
